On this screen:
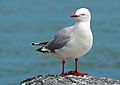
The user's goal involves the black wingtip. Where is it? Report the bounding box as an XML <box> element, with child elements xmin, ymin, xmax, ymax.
<box><xmin>32</xmin><ymin>43</ymin><xmax>35</xmax><ymax>45</ymax></box>
<box><xmin>31</xmin><ymin>41</ymin><xmax>48</xmax><ymax>46</ymax></box>
<box><xmin>36</xmin><ymin>47</ymin><xmax>49</xmax><ymax>53</ymax></box>
<box><xmin>36</xmin><ymin>48</ymin><xmax>41</xmax><ymax>52</ymax></box>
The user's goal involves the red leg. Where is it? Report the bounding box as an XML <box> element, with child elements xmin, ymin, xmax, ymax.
<box><xmin>74</xmin><ymin>58</ymin><xmax>87</xmax><ymax>77</ymax></box>
<box><xmin>61</xmin><ymin>59</ymin><xmax>70</xmax><ymax>77</ymax></box>
<box><xmin>75</xmin><ymin>58</ymin><xmax>78</xmax><ymax>72</ymax></box>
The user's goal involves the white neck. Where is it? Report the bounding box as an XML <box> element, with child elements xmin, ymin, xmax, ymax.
<box><xmin>74</xmin><ymin>21</ymin><xmax>90</xmax><ymax>29</ymax></box>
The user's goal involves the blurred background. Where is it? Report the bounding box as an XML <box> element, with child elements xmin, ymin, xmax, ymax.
<box><xmin>0</xmin><ymin>0</ymin><xmax>120</xmax><ymax>85</ymax></box>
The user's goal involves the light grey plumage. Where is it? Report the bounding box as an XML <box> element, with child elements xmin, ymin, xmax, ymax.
<box><xmin>43</xmin><ymin>26</ymin><xmax>72</xmax><ymax>52</ymax></box>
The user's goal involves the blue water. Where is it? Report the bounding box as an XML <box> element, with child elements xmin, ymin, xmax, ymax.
<box><xmin>0</xmin><ymin>0</ymin><xmax>120</xmax><ymax>85</ymax></box>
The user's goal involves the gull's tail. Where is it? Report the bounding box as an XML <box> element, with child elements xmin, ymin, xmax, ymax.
<box><xmin>32</xmin><ymin>41</ymin><xmax>50</xmax><ymax>53</ymax></box>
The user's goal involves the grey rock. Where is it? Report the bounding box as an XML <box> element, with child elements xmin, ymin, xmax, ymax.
<box><xmin>20</xmin><ymin>75</ymin><xmax>120</xmax><ymax>85</ymax></box>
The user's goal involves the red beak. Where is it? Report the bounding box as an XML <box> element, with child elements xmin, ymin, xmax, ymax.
<box><xmin>70</xmin><ymin>14</ymin><xmax>79</xmax><ymax>17</ymax></box>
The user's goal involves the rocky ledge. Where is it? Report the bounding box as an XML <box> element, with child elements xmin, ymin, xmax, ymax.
<box><xmin>20</xmin><ymin>74</ymin><xmax>120</xmax><ymax>85</ymax></box>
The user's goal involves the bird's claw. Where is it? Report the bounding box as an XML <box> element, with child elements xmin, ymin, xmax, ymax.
<box><xmin>74</xmin><ymin>70</ymin><xmax>88</xmax><ymax>77</ymax></box>
<box><xmin>61</xmin><ymin>71</ymin><xmax>88</xmax><ymax>77</ymax></box>
<box><xmin>60</xmin><ymin>72</ymin><xmax>71</xmax><ymax>77</ymax></box>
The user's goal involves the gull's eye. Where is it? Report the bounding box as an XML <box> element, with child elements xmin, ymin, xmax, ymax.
<box><xmin>81</xmin><ymin>14</ymin><xmax>85</xmax><ymax>15</ymax></box>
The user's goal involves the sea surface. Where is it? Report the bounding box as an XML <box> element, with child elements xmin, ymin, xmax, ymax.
<box><xmin>0</xmin><ymin>0</ymin><xmax>120</xmax><ymax>85</ymax></box>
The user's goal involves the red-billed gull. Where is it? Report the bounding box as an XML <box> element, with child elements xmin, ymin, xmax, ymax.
<box><xmin>32</xmin><ymin>8</ymin><xmax>93</xmax><ymax>77</ymax></box>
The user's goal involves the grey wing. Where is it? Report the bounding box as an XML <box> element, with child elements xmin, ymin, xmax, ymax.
<box><xmin>45</xmin><ymin>27</ymin><xmax>72</xmax><ymax>52</ymax></box>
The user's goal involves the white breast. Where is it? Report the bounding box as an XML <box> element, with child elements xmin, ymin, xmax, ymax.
<box><xmin>55</xmin><ymin>22</ymin><xmax>93</xmax><ymax>59</ymax></box>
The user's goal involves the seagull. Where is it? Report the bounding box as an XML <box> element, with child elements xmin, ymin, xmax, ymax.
<box><xmin>32</xmin><ymin>8</ymin><xmax>93</xmax><ymax>77</ymax></box>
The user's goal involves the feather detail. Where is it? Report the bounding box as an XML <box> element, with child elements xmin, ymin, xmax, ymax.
<box><xmin>36</xmin><ymin>47</ymin><xmax>50</xmax><ymax>53</ymax></box>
